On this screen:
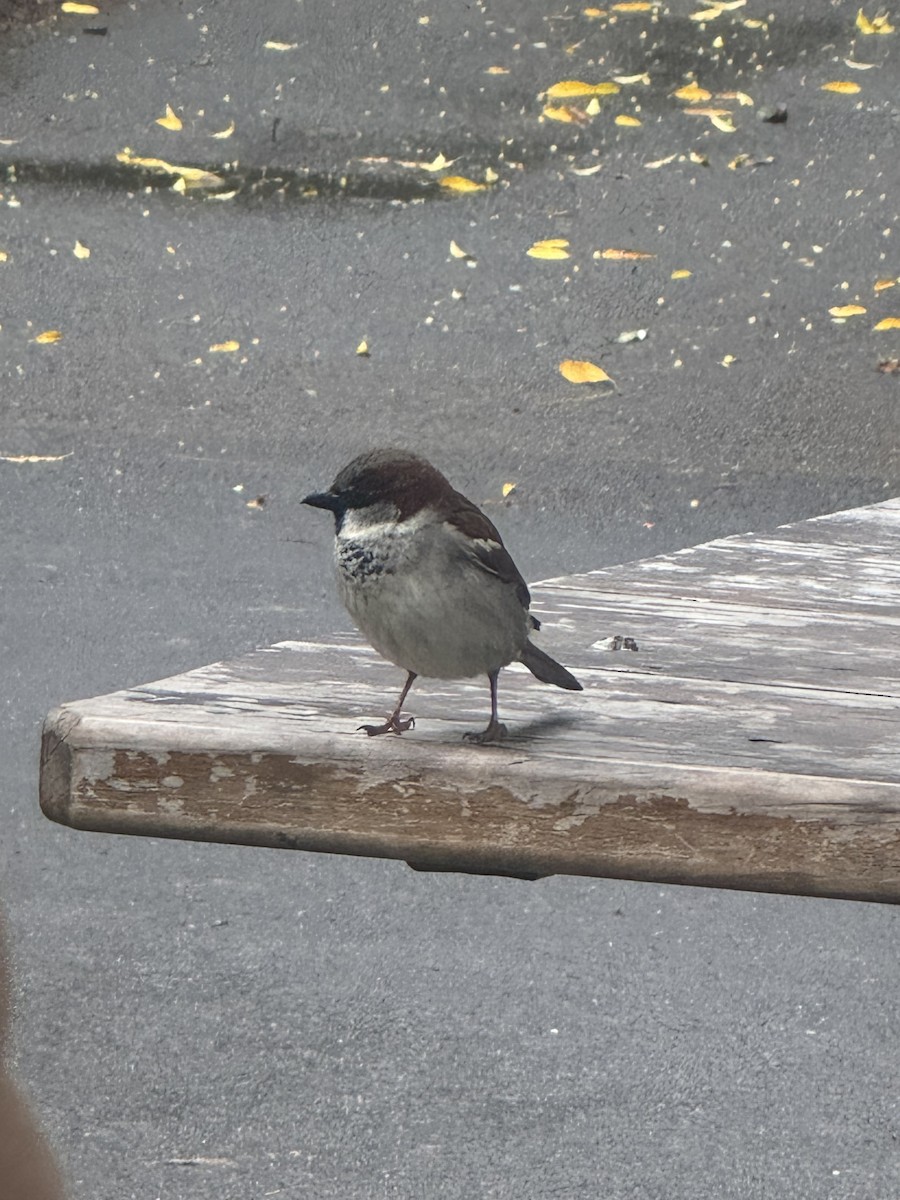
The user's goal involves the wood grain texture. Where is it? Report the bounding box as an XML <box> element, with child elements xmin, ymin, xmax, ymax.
<box><xmin>40</xmin><ymin>499</ymin><xmax>900</xmax><ymax>902</ymax></box>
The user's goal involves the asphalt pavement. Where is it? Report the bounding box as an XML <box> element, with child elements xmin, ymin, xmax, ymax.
<box><xmin>1</xmin><ymin>0</ymin><xmax>899</xmax><ymax>1196</ymax></box>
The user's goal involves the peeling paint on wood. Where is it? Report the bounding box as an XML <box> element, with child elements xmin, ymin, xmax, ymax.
<box><xmin>39</xmin><ymin>499</ymin><xmax>900</xmax><ymax>903</ymax></box>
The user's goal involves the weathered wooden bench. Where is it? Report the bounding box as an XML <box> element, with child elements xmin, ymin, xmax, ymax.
<box><xmin>40</xmin><ymin>499</ymin><xmax>900</xmax><ymax>904</ymax></box>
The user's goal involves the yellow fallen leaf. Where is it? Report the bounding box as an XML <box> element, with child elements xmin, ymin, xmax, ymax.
<box><xmin>501</xmin><ymin>481</ymin><xmax>517</xmax><ymax>497</ymax></box>
<box><xmin>33</xmin><ymin>330</ymin><xmax>62</xmax><ymax>344</ymax></box>
<box><xmin>421</xmin><ymin>153</ymin><xmax>454</xmax><ymax>172</ymax></box>
<box><xmin>116</xmin><ymin>149</ymin><xmax>224</xmax><ymax>188</ymax></box>
<box><xmin>874</xmin><ymin>317</ymin><xmax>900</xmax><ymax>330</ymax></box>
<box><xmin>874</xmin><ymin>279</ymin><xmax>897</xmax><ymax>292</ymax></box>
<box><xmin>856</xmin><ymin>9</ymin><xmax>895</xmax><ymax>34</ymax></box>
<box><xmin>155</xmin><ymin>104</ymin><xmax>183</xmax><ymax>132</ymax></box>
<box><xmin>264</xmin><ymin>40</ymin><xmax>298</xmax><ymax>50</ymax></box>
<box><xmin>542</xmin><ymin>104</ymin><xmax>581</xmax><ymax>123</ymax></box>
<box><xmin>717</xmin><ymin>90</ymin><xmax>754</xmax><ymax>105</ymax></box>
<box><xmin>689</xmin><ymin>150</ymin><xmax>710</xmax><ymax>164</ymax></box>
<box><xmin>644</xmin><ymin>153</ymin><xmax>678</xmax><ymax>169</ymax></box>
<box><xmin>583</xmin><ymin>6</ymin><xmax>607</xmax><ymax>16</ymax></box>
<box><xmin>829</xmin><ymin>304</ymin><xmax>867</xmax><ymax>317</ymax></box>
<box><xmin>721</xmin><ymin>354</ymin><xmax>736</xmax><ymax>367</ymax></box>
<box><xmin>484</xmin><ymin>166</ymin><xmax>499</xmax><ymax>183</ymax></box>
<box><xmin>671</xmin><ymin>268</ymin><xmax>692</xmax><ymax>279</ymax></box>
<box><xmin>546</xmin><ymin>79</ymin><xmax>620</xmax><ymax>97</ymax></box>
<box><xmin>585</xmin><ymin>97</ymin><xmax>602</xmax><ymax>116</ymax></box>
<box><xmin>615</xmin><ymin>114</ymin><xmax>642</xmax><ymax>126</ymax></box>
<box><xmin>73</xmin><ymin>240</ymin><xmax>90</xmax><ymax>259</ymax></box>
<box><xmin>0</xmin><ymin>250</ymin><xmax>9</xmax><ymax>263</ymax></box>
<box><xmin>821</xmin><ymin>81</ymin><xmax>861</xmax><ymax>94</ymax></box>
<box><xmin>356</xmin><ymin>339</ymin><xmax>369</xmax><ymax>356</ymax></box>
<box><xmin>691</xmin><ymin>0</ymin><xmax>745</xmax><ymax>15</ymax></box>
<box><xmin>527</xmin><ymin>238</ymin><xmax>571</xmax><ymax>260</ymax></box>
<box><xmin>209</xmin><ymin>340</ymin><xmax>240</xmax><ymax>352</ymax></box>
<box><xmin>0</xmin><ymin>451</ymin><xmax>73</xmax><ymax>462</ymax></box>
<box><xmin>449</xmin><ymin>240</ymin><xmax>472</xmax><ymax>259</ymax></box>
<box><xmin>485</xmin><ymin>66</ymin><xmax>510</xmax><ymax>74</ymax></box>
<box><xmin>60</xmin><ymin>1</ymin><xmax>99</xmax><ymax>11</ymax></box>
<box><xmin>709</xmin><ymin>112</ymin><xmax>736</xmax><ymax>132</ymax></box>
<box><xmin>614</xmin><ymin>73</ymin><xmax>651</xmax><ymax>85</ymax></box>
<box><xmin>571</xmin><ymin>162</ymin><xmax>603</xmax><ymax>175</ymax></box>
<box><xmin>743</xmin><ymin>16</ymin><xmax>766</xmax><ymax>27</ymax></box>
<box><xmin>594</xmin><ymin>247</ymin><xmax>655</xmax><ymax>260</ymax></box>
<box><xmin>674</xmin><ymin>82</ymin><xmax>712</xmax><ymax>102</ymax></box>
<box><xmin>612</xmin><ymin>1</ymin><xmax>653</xmax><ymax>10</ymax></box>
<box><xmin>439</xmin><ymin>175</ymin><xmax>486</xmax><ymax>193</ymax></box>
<box><xmin>210</xmin><ymin>120</ymin><xmax>236</xmax><ymax>139</ymax></box>
<box><xmin>559</xmin><ymin>359</ymin><xmax>614</xmax><ymax>383</ymax></box>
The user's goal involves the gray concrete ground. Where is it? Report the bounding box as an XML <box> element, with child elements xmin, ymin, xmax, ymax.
<box><xmin>1</xmin><ymin>0</ymin><xmax>899</xmax><ymax>1196</ymax></box>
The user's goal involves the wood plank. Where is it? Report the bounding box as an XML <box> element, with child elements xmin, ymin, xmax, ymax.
<box><xmin>40</xmin><ymin>499</ymin><xmax>900</xmax><ymax>903</ymax></box>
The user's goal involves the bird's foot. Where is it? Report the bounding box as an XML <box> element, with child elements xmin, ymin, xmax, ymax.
<box><xmin>462</xmin><ymin>719</ymin><xmax>508</xmax><ymax>745</ymax></box>
<box><xmin>358</xmin><ymin>713</ymin><xmax>416</xmax><ymax>737</ymax></box>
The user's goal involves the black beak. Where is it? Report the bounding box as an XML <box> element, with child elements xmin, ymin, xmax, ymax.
<box><xmin>302</xmin><ymin>491</ymin><xmax>342</xmax><ymax>513</ymax></box>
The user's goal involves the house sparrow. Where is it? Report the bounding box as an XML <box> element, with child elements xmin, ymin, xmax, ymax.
<box><xmin>303</xmin><ymin>449</ymin><xmax>582</xmax><ymax>743</ymax></box>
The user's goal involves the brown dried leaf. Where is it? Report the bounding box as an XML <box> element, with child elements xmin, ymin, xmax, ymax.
<box><xmin>594</xmin><ymin>247</ymin><xmax>655</xmax><ymax>260</ymax></box>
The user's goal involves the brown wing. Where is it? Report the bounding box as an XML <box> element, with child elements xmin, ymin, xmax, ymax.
<box><xmin>444</xmin><ymin>493</ymin><xmax>535</xmax><ymax>617</ymax></box>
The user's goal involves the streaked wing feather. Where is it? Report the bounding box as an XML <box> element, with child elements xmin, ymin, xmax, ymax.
<box><xmin>445</xmin><ymin>496</ymin><xmax>532</xmax><ymax>612</ymax></box>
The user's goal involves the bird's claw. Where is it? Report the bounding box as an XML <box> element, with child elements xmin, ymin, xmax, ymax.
<box><xmin>358</xmin><ymin>714</ymin><xmax>416</xmax><ymax>737</ymax></box>
<box><xmin>462</xmin><ymin>720</ymin><xmax>508</xmax><ymax>745</ymax></box>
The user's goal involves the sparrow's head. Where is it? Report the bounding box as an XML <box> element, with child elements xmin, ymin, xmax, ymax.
<box><xmin>303</xmin><ymin>449</ymin><xmax>454</xmax><ymax>531</ymax></box>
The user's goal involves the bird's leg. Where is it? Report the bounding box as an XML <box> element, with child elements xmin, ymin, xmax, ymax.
<box><xmin>358</xmin><ymin>671</ymin><xmax>417</xmax><ymax>736</ymax></box>
<box><xmin>463</xmin><ymin>670</ymin><xmax>508</xmax><ymax>744</ymax></box>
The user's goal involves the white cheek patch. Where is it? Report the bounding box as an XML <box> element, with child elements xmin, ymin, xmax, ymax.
<box><xmin>339</xmin><ymin>506</ymin><xmax>432</xmax><ymax>542</ymax></box>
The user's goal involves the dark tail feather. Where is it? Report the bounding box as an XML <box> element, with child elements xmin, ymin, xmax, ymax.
<box><xmin>520</xmin><ymin>640</ymin><xmax>583</xmax><ymax>691</ymax></box>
